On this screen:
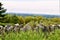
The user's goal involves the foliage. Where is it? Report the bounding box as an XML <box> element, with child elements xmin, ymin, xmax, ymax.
<box><xmin>17</xmin><ymin>16</ymin><xmax>25</xmax><ymax>24</ymax></box>
<box><xmin>0</xmin><ymin>29</ymin><xmax>60</xmax><ymax>40</ymax></box>
<box><xmin>0</xmin><ymin>14</ymin><xmax>60</xmax><ymax>26</ymax></box>
<box><xmin>24</xmin><ymin>16</ymin><xmax>34</xmax><ymax>24</ymax></box>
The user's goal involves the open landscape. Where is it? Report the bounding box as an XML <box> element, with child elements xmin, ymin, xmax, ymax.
<box><xmin>0</xmin><ymin>0</ymin><xmax>60</xmax><ymax>40</ymax></box>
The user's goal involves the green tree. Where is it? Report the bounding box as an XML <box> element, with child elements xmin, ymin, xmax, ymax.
<box><xmin>4</xmin><ymin>14</ymin><xmax>19</xmax><ymax>24</ymax></box>
<box><xmin>0</xmin><ymin>2</ymin><xmax>6</xmax><ymax>17</ymax></box>
<box><xmin>0</xmin><ymin>2</ymin><xmax>6</xmax><ymax>23</ymax></box>
<box><xmin>25</xmin><ymin>16</ymin><xmax>33</xmax><ymax>24</ymax></box>
<box><xmin>17</xmin><ymin>16</ymin><xmax>25</xmax><ymax>24</ymax></box>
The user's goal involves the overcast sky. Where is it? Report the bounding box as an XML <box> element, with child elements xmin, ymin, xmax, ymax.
<box><xmin>0</xmin><ymin>0</ymin><xmax>59</xmax><ymax>15</ymax></box>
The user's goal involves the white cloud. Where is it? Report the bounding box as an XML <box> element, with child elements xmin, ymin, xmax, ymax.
<box><xmin>0</xmin><ymin>1</ymin><xmax>59</xmax><ymax>15</ymax></box>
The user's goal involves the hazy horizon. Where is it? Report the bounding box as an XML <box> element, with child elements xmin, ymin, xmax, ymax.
<box><xmin>0</xmin><ymin>0</ymin><xmax>59</xmax><ymax>15</ymax></box>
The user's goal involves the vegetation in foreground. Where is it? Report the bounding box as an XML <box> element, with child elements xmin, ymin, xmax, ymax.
<box><xmin>0</xmin><ymin>29</ymin><xmax>60</xmax><ymax>40</ymax></box>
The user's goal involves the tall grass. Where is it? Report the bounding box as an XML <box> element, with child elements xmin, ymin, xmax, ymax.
<box><xmin>0</xmin><ymin>29</ymin><xmax>60</xmax><ymax>40</ymax></box>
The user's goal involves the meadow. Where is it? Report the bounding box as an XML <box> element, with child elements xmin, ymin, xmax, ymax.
<box><xmin>0</xmin><ymin>29</ymin><xmax>60</xmax><ymax>40</ymax></box>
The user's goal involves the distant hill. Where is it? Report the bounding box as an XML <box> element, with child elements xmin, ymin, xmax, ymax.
<box><xmin>5</xmin><ymin>13</ymin><xmax>60</xmax><ymax>18</ymax></box>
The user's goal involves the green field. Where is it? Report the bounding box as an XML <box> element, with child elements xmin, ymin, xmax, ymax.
<box><xmin>0</xmin><ymin>29</ymin><xmax>60</xmax><ymax>40</ymax></box>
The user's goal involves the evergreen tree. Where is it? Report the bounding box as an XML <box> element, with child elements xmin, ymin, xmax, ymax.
<box><xmin>0</xmin><ymin>2</ymin><xmax>6</xmax><ymax>17</ymax></box>
<box><xmin>0</xmin><ymin>2</ymin><xmax>6</xmax><ymax>23</ymax></box>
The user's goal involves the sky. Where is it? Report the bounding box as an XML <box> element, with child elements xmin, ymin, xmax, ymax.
<box><xmin>0</xmin><ymin>0</ymin><xmax>59</xmax><ymax>15</ymax></box>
